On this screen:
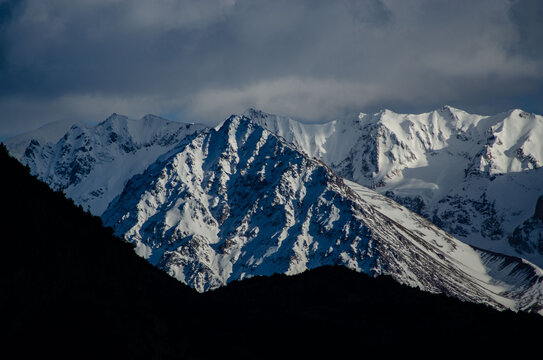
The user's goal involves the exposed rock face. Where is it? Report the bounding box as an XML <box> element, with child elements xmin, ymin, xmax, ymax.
<box><xmin>508</xmin><ymin>196</ymin><xmax>543</xmax><ymax>256</ymax></box>
<box><xmin>7</xmin><ymin>113</ymin><xmax>206</xmax><ymax>214</ymax></box>
<box><xmin>101</xmin><ymin>116</ymin><xmax>543</xmax><ymax>315</ymax></box>
<box><xmin>6</xmin><ymin>108</ymin><xmax>543</xmax><ymax>315</ymax></box>
<box><xmin>534</xmin><ymin>196</ymin><xmax>543</xmax><ymax>221</ymax></box>
<box><xmin>248</xmin><ymin>107</ymin><xmax>543</xmax><ymax>267</ymax></box>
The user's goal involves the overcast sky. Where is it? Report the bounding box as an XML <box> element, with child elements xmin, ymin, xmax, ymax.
<box><xmin>1</xmin><ymin>0</ymin><xmax>542</xmax><ymax>138</ymax></box>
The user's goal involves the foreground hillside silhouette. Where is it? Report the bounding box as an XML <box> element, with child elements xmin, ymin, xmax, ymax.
<box><xmin>1</xmin><ymin>143</ymin><xmax>541</xmax><ymax>358</ymax></box>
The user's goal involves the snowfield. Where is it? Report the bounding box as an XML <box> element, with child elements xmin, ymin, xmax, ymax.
<box><xmin>248</xmin><ymin>107</ymin><xmax>543</xmax><ymax>267</ymax></box>
<box><xmin>6</xmin><ymin>107</ymin><xmax>543</xmax><ymax>315</ymax></box>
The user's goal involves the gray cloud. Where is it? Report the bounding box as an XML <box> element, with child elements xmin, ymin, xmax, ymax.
<box><xmin>1</xmin><ymin>0</ymin><xmax>542</xmax><ymax>138</ymax></box>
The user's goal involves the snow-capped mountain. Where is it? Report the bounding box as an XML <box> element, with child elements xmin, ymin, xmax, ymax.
<box><xmin>246</xmin><ymin>107</ymin><xmax>543</xmax><ymax>267</ymax></box>
<box><xmin>102</xmin><ymin>115</ymin><xmax>543</xmax><ymax>314</ymax></box>
<box><xmin>6</xmin><ymin>113</ymin><xmax>206</xmax><ymax>214</ymax></box>
<box><xmin>5</xmin><ymin>107</ymin><xmax>543</xmax><ymax>314</ymax></box>
<box><xmin>5</xmin><ymin>118</ymin><xmax>88</xmax><ymax>159</ymax></box>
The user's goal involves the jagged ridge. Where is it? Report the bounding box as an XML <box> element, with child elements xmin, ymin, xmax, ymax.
<box><xmin>6</xmin><ymin>108</ymin><xmax>543</xmax><ymax>315</ymax></box>
<box><xmin>9</xmin><ymin>113</ymin><xmax>206</xmax><ymax>214</ymax></box>
<box><xmin>103</xmin><ymin>115</ymin><xmax>543</xmax><ymax>314</ymax></box>
<box><xmin>247</xmin><ymin>107</ymin><xmax>543</xmax><ymax>266</ymax></box>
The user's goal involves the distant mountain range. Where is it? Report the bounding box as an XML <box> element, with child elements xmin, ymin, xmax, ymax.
<box><xmin>2</xmin><ymin>144</ymin><xmax>542</xmax><ymax>358</ymax></box>
<box><xmin>5</xmin><ymin>106</ymin><xmax>543</xmax><ymax>315</ymax></box>
<box><xmin>7</xmin><ymin>113</ymin><xmax>205</xmax><ymax>214</ymax></box>
<box><xmin>246</xmin><ymin>107</ymin><xmax>543</xmax><ymax>266</ymax></box>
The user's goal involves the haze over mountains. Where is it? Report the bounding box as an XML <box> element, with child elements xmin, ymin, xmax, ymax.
<box><xmin>5</xmin><ymin>106</ymin><xmax>543</xmax><ymax>315</ymax></box>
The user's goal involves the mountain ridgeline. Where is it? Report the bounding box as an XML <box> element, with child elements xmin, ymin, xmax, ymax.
<box><xmin>5</xmin><ymin>108</ymin><xmax>543</xmax><ymax>316</ymax></box>
<box><xmin>2</xmin><ymin>143</ymin><xmax>543</xmax><ymax>358</ymax></box>
<box><xmin>247</xmin><ymin>107</ymin><xmax>543</xmax><ymax>265</ymax></box>
<box><xmin>11</xmin><ymin>113</ymin><xmax>206</xmax><ymax>214</ymax></box>
<box><xmin>100</xmin><ymin>114</ymin><xmax>543</xmax><ymax>315</ymax></box>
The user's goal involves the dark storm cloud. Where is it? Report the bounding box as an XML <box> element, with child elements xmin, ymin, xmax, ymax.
<box><xmin>0</xmin><ymin>0</ymin><xmax>542</xmax><ymax>138</ymax></box>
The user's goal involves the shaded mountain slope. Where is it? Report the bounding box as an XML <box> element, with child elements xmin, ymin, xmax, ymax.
<box><xmin>9</xmin><ymin>107</ymin><xmax>542</xmax><ymax>266</ymax></box>
<box><xmin>247</xmin><ymin>107</ymin><xmax>543</xmax><ymax>266</ymax></box>
<box><xmin>6</xmin><ymin>113</ymin><xmax>206</xmax><ymax>214</ymax></box>
<box><xmin>102</xmin><ymin>116</ymin><xmax>543</xmax><ymax>314</ymax></box>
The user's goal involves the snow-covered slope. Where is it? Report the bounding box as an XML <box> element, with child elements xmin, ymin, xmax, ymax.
<box><xmin>6</xmin><ymin>107</ymin><xmax>543</xmax><ymax>314</ymax></box>
<box><xmin>246</xmin><ymin>107</ymin><xmax>543</xmax><ymax>267</ymax></box>
<box><xmin>6</xmin><ymin>114</ymin><xmax>206</xmax><ymax>214</ymax></box>
<box><xmin>5</xmin><ymin>118</ymin><xmax>87</xmax><ymax>159</ymax></box>
<box><xmin>102</xmin><ymin>115</ymin><xmax>543</xmax><ymax>314</ymax></box>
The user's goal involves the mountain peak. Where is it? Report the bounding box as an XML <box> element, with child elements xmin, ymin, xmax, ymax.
<box><xmin>507</xmin><ymin>108</ymin><xmax>531</xmax><ymax>118</ymax></box>
<box><xmin>8</xmin><ymin>108</ymin><xmax>543</xmax><ymax>315</ymax></box>
<box><xmin>377</xmin><ymin>108</ymin><xmax>396</xmax><ymax>116</ymax></box>
<box><xmin>141</xmin><ymin>114</ymin><xmax>168</xmax><ymax>122</ymax></box>
<box><xmin>101</xmin><ymin>112</ymin><xmax>543</xmax><ymax>314</ymax></box>
<box><xmin>217</xmin><ymin>113</ymin><xmax>261</xmax><ymax>132</ymax></box>
<box><xmin>441</xmin><ymin>104</ymin><xmax>461</xmax><ymax>112</ymax></box>
<box><xmin>97</xmin><ymin>113</ymin><xmax>130</xmax><ymax>129</ymax></box>
<box><xmin>13</xmin><ymin>113</ymin><xmax>207</xmax><ymax>215</ymax></box>
<box><xmin>243</xmin><ymin>107</ymin><xmax>265</xmax><ymax>118</ymax></box>
<box><xmin>105</xmin><ymin>112</ymin><xmax>128</xmax><ymax>121</ymax></box>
